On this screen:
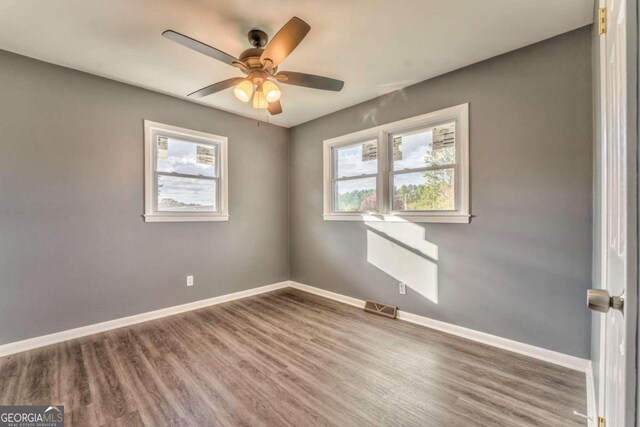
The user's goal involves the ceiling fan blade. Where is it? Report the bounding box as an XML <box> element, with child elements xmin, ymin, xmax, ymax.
<box><xmin>274</xmin><ymin>72</ymin><xmax>344</xmax><ymax>91</ymax></box>
<box><xmin>260</xmin><ymin>17</ymin><xmax>310</xmax><ymax>67</ymax></box>
<box><xmin>163</xmin><ymin>30</ymin><xmax>239</xmax><ymax>66</ymax></box>
<box><xmin>268</xmin><ymin>100</ymin><xmax>283</xmax><ymax>115</ymax></box>
<box><xmin>188</xmin><ymin>78</ymin><xmax>245</xmax><ymax>98</ymax></box>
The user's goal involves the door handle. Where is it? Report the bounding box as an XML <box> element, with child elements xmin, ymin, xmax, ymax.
<box><xmin>587</xmin><ymin>289</ymin><xmax>624</xmax><ymax>313</ymax></box>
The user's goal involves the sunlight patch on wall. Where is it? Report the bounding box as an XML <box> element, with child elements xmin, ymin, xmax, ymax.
<box><xmin>366</xmin><ymin>228</ymin><xmax>438</xmax><ymax>303</ymax></box>
<box><xmin>366</xmin><ymin>219</ymin><xmax>438</xmax><ymax>260</ymax></box>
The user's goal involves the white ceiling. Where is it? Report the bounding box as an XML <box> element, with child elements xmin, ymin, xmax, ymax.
<box><xmin>0</xmin><ymin>0</ymin><xmax>592</xmax><ymax>127</ymax></box>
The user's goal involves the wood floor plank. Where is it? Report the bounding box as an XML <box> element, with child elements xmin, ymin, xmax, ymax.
<box><xmin>105</xmin><ymin>329</ymin><xmax>186</xmax><ymax>426</ymax></box>
<box><xmin>0</xmin><ymin>354</ymin><xmax>28</xmax><ymax>405</ymax></box>
<box><xmin>0</xmin><ymin>288</ymin><xmax>587</xmax><ymax>426</ymax></box>
<box><xmin>19</xmin><ymin>347</ymin><xmax>56</xmax><ymax>405</ymax></box>
<box><xmin>55</xmin><ymin>340</ymin><xmax>92</xmax><ymax>411</ymax></box>
<box><xmin>82</xmin><ymin>336</ymin><xmax>136</xmax><ymax>425</ymax></box>
<box><xmin>100</xmin><ymin>410</ymin><xmax>146</xmax><ymax>427</ymax></box>
<box><xmin>67</xmin><ymin>402</ymin><xmax>99</xmax><ymax>427</ymax></box>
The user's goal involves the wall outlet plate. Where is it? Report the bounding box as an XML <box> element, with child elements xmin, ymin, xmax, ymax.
<box><xmin>187</xmin><ymin>275</ymin><xmax>194</xmax><ymax>287</ymax></box>
<box><xmin>399</xmin><ymin>282</ymin><xmax>406</xmax><ymax>295</ymax></box>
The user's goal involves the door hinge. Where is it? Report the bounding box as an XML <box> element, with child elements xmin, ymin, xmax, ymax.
<box><xmin>599</xmin><ymin>7</ymin><xmax>607</xmax><ymax>35</ymax></box>
<box><xmin>598</xmin><ymin>416</ymin><xmax>606</xmax><ymax>427</ymax></box>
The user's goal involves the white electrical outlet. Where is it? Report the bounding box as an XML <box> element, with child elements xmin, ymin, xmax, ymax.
<box><xmin>399</xmin><ymin>282</ymin><xmax>406</xmax><ymax>295</ymax></box>
<box><xmin>187</xmin><ymin>275</ymin><xmax>194</xmax><ymax>287</ymax></box>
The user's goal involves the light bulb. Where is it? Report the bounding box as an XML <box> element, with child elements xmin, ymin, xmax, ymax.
<box><xmin>262</xmin><ymin>81</ymin><xmax>281</xmax><ymax>103</ymax></box>
<box><xmin>233</xmin><ymin>80</ymin><xmax>254</xmax><ymax>102</ymax></box>
<box><xmin>252</xmin><ymin>86</ymin><xmax>268</xmax><ymax>109</ymax></box>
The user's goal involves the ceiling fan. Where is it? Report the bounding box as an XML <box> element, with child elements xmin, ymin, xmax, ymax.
<box><xmin>162</xmin><ymin>17</ymin><xmax>344</xmax><ymax>116</ymax></box>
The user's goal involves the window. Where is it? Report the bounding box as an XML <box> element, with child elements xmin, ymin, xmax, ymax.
<box><xmin>390</xmin><ymin>123</ymin><xmax>456</xmax><ymax>212</ymax></box>
<box><xmin>144</xmin><ymin>121</ymin><xmax>228</xmax><ymax>222</ymax></box>
<box><xmin>332</xmin><ymin>139</ymin><xmax>378</xmax><ymax>212</ymax></box>
<box><xmin>323</xmin><ymin>104</ymin><xmax>469</xmax><ymax>223</ymax></box>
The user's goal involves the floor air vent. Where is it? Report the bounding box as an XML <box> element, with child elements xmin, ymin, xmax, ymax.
<box><xmin>364</xmin><ymin>300</ymin><xmax>398</xmax><ymax>319</ymax></box>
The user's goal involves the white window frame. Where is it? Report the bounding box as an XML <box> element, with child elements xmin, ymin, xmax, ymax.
<box><xmin>323</xmin><ymin>103</ymin><xmax>469</xmax><ymax>223</ymax></box>
<box><xmin>144</xmin><ymin>120</ymin><xmax>229</xmax><ymax>222</ymax></box>
<box><xmin>330</xmin><ymin>138</ymin><xmax>380</xmax><ymax>214</ymax></box>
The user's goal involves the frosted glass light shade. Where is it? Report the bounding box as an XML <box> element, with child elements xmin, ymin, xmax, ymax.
<box><xmin>262</xmin><ymin>81</ymin><xmax>281</xmax><ymax>103</ymax></box>
<box><xmin>233</xmin><ymin>80</ymin><xmax>254</xmax><ymax>102</ymax></box>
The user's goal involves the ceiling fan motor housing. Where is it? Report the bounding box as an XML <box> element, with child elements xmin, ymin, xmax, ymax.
<box><xmin>238</xmin><ymin>41</ymin><xmax>281</xmax><ymax>86</ymax></box>
<box><xmin>238</xmin><ymin>48</ymin><xmax>272</xmax><ymax>84</ymax></box>
<box><xmin>239</xmin><ymin>47</ymin><xmax>264</xmax><ymax>64</ymax></box>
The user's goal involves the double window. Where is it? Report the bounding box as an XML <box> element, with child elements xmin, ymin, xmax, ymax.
<box><xmin>144</xmin><ymin>121</ymin><xmax>228</xmax><ymax>222</ymax></box>
<box><xmin>323</xmin><ymin>104</ymin><xmax>469</xmax><ymax>223</ymax></box>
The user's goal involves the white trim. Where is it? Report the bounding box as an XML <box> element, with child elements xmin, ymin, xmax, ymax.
<box><xmin>287</xmin><ymin>281</ymin><xmax>364</xmax><ymax>308</ymax></box>
<box><xmin>323</xmin><ymin>213</ymin><xmax>471</xmax><ymax>223</ymax></box>
<box><xmin>0</xmin><ymin>281</ymin><xmax>290</xmax><ymax>357</ymax></box>
<box><xmin>0</xmin><ymin>280</ymin><xmax>590</xmax><ymax>374</ymax></box>
<box><xmin>322</xmin><ymin>104</ymin><xmax>470</xmax><ymax>222</ymax></box>
<box><xmin>596</xmin><ymin>0</ymin><xmax>608</xmax><ymax>416</ymax></box>
<box><xmin>287</xmin><ymin>281</ymin><xmax>590</xmax><ymax>372</ymax></box>
<box><xmin>586</xmin><ymin>361</ymin><xmax>597</xmax><ymax>427</ymax></box>
<box><xmin>143</xmin><ymin>120</ymin><xmax>229</xmax><ymax>223</ymax></box>
<box><xmin>395</xmin><ymin>310</ymin><xmax>590</xmax><ymax>372</ymax></box>
<box><xmin>143</xmin><ymin>214</ymin><xmax>229</xmax><ymax>222</ymax></box>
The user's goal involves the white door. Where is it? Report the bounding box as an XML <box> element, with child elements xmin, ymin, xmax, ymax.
<box><xmin>594</xmin><ymin>0</ymin><xmax>629</xmax><ymax>425</ymax></box>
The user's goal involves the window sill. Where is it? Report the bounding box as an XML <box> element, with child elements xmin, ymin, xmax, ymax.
<box><xmin>323</xmin><ymin>213</ymin><xmax>471</xmax><ymax>223</ymax></box>
<box><xmin>144</xmin><ymin>214</ymin><xmax>229</xmax><ymax>223</ymax></box>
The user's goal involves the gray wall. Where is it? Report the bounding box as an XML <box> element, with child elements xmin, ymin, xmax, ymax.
<box><xmin>0</xmin><ymin>27</ymin><xmax>595</xmax><ymax>360</ymax></box>
<box><xmin>289</xmin><ymin>27</ymin><xmax>593</xmax><ymax>358</ymax></box>
<box><xmin>0</xmin><ymin>49</ymin><xmax>289</xmax><ymax>345</ymax></box>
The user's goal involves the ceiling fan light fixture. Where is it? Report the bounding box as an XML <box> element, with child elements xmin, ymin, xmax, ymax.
<box><xmin>262</xmin><ymin>81</ymin><xmax>281</xmax><ymax>103</ymax></box>
<box><xmin>233</xmin><ymin>79</ymin><xmax>254</xmax><ymax>102</ymax></box>
<box><xmin>164</xmin><ymin>17</ymin><xmax>344</xmax><ymax>117</ymax></box>
<box><xmin>253</xmin><ymin>85</ymin><xmax>269</xmax><ymax>109</ymax></box>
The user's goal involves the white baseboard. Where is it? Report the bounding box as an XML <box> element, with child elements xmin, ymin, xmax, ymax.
<box><xmin>287</xmin><ymin>281</ymin><xmax>591</xmax><ymax>373</ymax></box>
<box><xmin>396</xmin><ymin>310</ymin><xmax>590</xmax><ymax>372</ymax></box>
<box><xmin>0</xmin><ymin>279</ymin><xmax>591</xmax><ymax>375</ymax></box>
<box><xmin>287</xmin><ymin>281</ymin><xmax>364</xmax><ymax>308</ymax></box>
<box><xmin>0</xmin><ymin>281</ymin><xmax>290</xmax><ymax>357</ymax></box>
<box><xmin>585</xmin><ymin>361</ymin><xmax>597</xmax><ymax>426</ymax></box>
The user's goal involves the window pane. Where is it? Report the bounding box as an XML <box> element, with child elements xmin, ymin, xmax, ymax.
<box><xmin>393</xmin><ymin>168</ymin><xmax>455</xmax><ymax>211</ymax></box>
<box><xmin>158</xmin><ymin>175</ymin><xmax>217</xmax><ymax>212</ymax></box>
<box><xmin>334</xmin><ymin>140</ymin><xmax>378</xmax><ymax>178</ymax></box>
<box><xmin>335</xmin><ymin>177</ymin><xmax>377</xmax><ymax>212</ymax></box>
<box><xmin>157</xmin><ymin>136</ymin><xmax>216</xmax><ymax>177</ymax></box>
<box><xmin>392</xmin><ymin>122</ymin><xmax>456</xmax><ymax>170</ymax></box>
